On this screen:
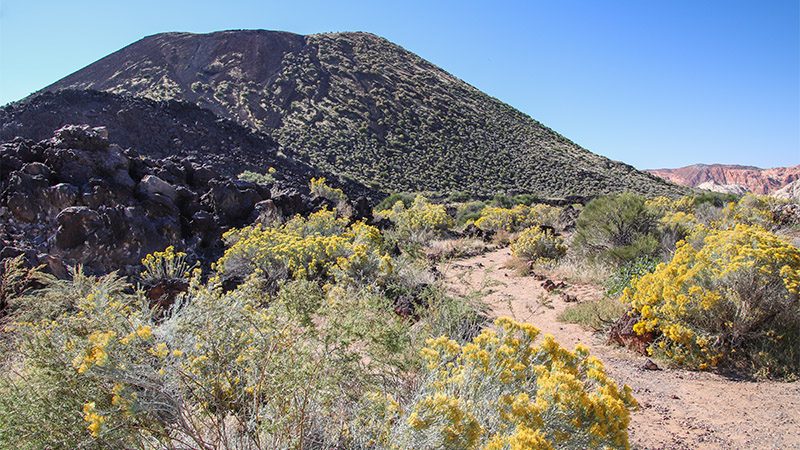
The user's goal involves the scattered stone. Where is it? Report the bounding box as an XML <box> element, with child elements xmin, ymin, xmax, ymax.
<box><xmin>21</xmin><ymin>162</ymin><xmax>51</xmax><ymax>177</ymax></box>
<box><xmin>560</xmin><ymin>292</ymin><xmax>578</xmax><ymax>302</ymax></box>
<box><xmin>138</xmin><ymin>174</ymin><xmax>178</xmax><ymax>201</ymax></box>
<box><xmin>270</xmin><ymin>186</ymin><xmax>306</xmax><ymax>216</ymax></box>
<box><xmin>47</xmin><ymin>183</ymin><xmax>79</xmax><ymax>211</ymax></box>
<box><xmin>51</xmin><ymin>124</ymin><xmax>109</xmax><ymax>151</ymax></box>
<box><xmin>642</xmin><ymin>359</ymin><xmax>661</xmax><ymax>371</ymax></box>
<box><xmin>541</xmin><ymin>279</ymin><xmax>567</xmax><ymax>292</ymax></box>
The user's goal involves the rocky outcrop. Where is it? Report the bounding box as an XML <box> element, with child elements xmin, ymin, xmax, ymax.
<box><xmin>772</xmin><ymin>180</ymin><xmax>800</xmax><ymax>202</ymax></box>
<box><xmin>648</xmin><ymin>164</ymin><xmax>800</xmax><ymax>194</ymax></box>
<box><xmin>0</xmin><ymin>125</ymin><xmax>355</xmax><ymax>276</ymax></box>
<box><xmin>695</xmin><ymin>181</ymin><xmax>749</xmax><ymax>196</ymax></box>
<box><xmin>0</xmin><ymin>90</ymin><xmax>380</xmax><ymax>204</ymax></box>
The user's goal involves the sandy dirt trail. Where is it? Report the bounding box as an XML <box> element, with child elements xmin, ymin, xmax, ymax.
<box><xmin>441</xmin><ymin>247</ymin><xmax>800</xmax><ymax>450</ymax></box>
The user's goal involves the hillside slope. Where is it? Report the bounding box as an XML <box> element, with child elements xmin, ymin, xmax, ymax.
<box><xmin>648</xmin><ymin>164</ymin><xmax>800</xmax><ymax>194</ymax></box>
<box><xmin>43</xmin><ymin>30</ymin><xmax>683</xmax><ymax>198</ymax></box>
<box><xmin>0</xmin><ymin>89</ymin><xmax>378</xmax><ymax>201</ymax></box>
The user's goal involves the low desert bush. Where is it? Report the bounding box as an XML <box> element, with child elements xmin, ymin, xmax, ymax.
<box><xmin>474</xmin><ymin>205</ymin><xmax>523</xmax><ymax>233</ymax></box>
<box><xmin>548</xmin><ymin>254</ymin><xmax>613</xmax><ymax>286</ymax></box>
<box><xmin>373</xmin><ymin>192</ymin><xmax>416</xmax><ymax>212</ymax></box>
<box><xmin>657</xmin><ymin>210</ymin><xmax>698</xmax><ymax>254</ymax></box>
<box><xmin>425</xmin><ymin>238</ymin><xmax>487</xmax><ymax>261</ymax></box>
<box><xmin>604</xmin><ymin>257</ymin><xmax>659</xmax><ymax>298</ymax></box>
<box><xmin>621</xmin><ymin>224</ymin><xmax>800</xmax><ymax>377</ymax></box>
<box><xmin>528</xmin><ymin>204</ymin><xmax>563</xmax><ymax>229</ymax></box>
<box><xmin>574</xmin><ymin>193</ymin><xmax>660</xmax><ymax>265</ymax></box>
<box><xmin>0</xmin><ymin>255</ymin><xmax>41</xmax><ymax>318</ymax></box>
<box><xmin>721</xmin><ymin>193</ymin><xmax>786</xmax><ymax>230</ymax></box>
<box><xmin>559</xmin><ymin>297</ymin><xmax>628</xmax><ymax>332</ymax></box>
<box><xmin>1</xmin><ymin>270</ymin><xmax>172</xmax><ymax>449</ymax></box>
<box><xmin>414</xmin><ymin>283</ymin><xmax>489</xmax><ymax>345</ymax></box>
<box><xmin>0</xmin><ymin>263</ymin><xmax>418</xmax><ymax>448</ymax></box>
<box><xmin>510</xmin><ymin>226</ymin><xmax>566</xmax><ymax>263</ymax></box>
<box><xmin>238</xmin><ymin>169</ymin><xmax>275</xmax><ymax>185</ymax></box>
<box><xmin>366</xmin><ymin>317</ymin><xmax>636</xmax><ymax>449</ymax></box>
<box><xmin>454</xmin><ymin>201</ymin><xmax>486</xmax><ymax>226</ymax></box>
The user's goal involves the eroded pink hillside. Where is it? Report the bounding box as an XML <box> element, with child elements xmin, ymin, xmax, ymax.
<box><xmin>647</xmin><ymin>164</ymin><xmax>800</xmax><ymax>194</ymax></box>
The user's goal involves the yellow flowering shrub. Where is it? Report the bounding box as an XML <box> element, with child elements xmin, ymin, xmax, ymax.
<box><xmin>376</xmin><ymin>195</ymin><xmax>453</xmax><ymax>245</ymax></box>
<box><xmin>645</xmin><ymin>195</ymin><xmax>696</xmax><ymax>215</ymax></box>
<box><xmin>474</xmin><ymin>204</ymin><xmax>561</xmax><ymax>233</ymax></box>
<box><xmin>510</xmin><ymin>226</ymin><xmax>566</xmax><ymax>262</ymax></box>
<box><xmin>3</xmin><ymin>195</ymin><xmax>658</xmax><ymax>449</ymax></box>
<box><xmin>216</xmin><ymin>207</ymin><xmax>389</xmax><ymax>285</ymax></box>
<box><xmin>310</xmin><ymin>176</ymin><xmax>348</xmax><ymax>204</ymax></box>
<box><xmin>721</xmin><ymin>193</ymin><xmax>786</xmax><ymax>230</ymax></box>
<box><xmin>622</xmin><ymin>224</ymin><xmax>800</xmax><ymax>377</ymax></box>
<box><xmin>309</xmin><ymin>176</ymin><xmax>353</xmax><ymax>216</ymax></box>
<box><xmin>657</xmin><ymin>210</ymin><xmax>699</xmax><ymax>252</ymax></box>
<box><xmin>1</xmin><ymin>263</ymin><xmax>420</xmax><ymax>449</ymax></box>
<box><xmin>372</xmin><ymin>317</ymin><xmax>636</xmax><ymax>449</ymax></box>
<box><xmin>0</xmin><ymin>270</ymin><xmax>176</xmax><ymax>449</ymax></box>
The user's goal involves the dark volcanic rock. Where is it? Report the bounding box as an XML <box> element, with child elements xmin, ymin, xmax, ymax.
<box><xmin>0</xmin><ymin>125</ymin><xmax>353</xmax><ymax>276</ymax></box>
<box><xmin>202</xmin><ymin>180</ymin><xmax>262</xmax><ymax>225</ymax></box>
<box><xmin>51</xmin><ymin>124</ymin><xmax>109</xmax><ymax>151</ymax></box>
<box><xmin>253</xmin><ymin>200</ymin><xmax>282</xmax><ymax>227</ymax></box>
<box><xmin>0</xmin><ymin>90</ymin><xmax>380</xmax><ymax>203</ymax></box>
<box><xmin>138</xmin><ymin>175</ymin><xmax>179</xmax><ymax>202</ymax></box>
<box><xmin>55</xmin><ymin>207</ymin><xmax>101</xmax><ymax>249</ymax></box>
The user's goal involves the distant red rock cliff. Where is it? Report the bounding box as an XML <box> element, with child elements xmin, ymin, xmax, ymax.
<box><xmin>646</xmin><ymin>164</ymin><xmax>800</xmax><ymax>194</ymax></box>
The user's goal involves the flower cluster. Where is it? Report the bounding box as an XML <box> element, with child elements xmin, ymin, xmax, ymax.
<box><xmin>72</xmin><ymin>329</ymin><xmax>116</xmax><ymax>373</ymax></box>
<box><xmin>82</xmin><ymin>402</ymin><xmax>106</xmax><ymax>437</ymax></box>
<box><xmin>378</xmin><ymin>317</ymin><xmax>637</xmax><ymax>449</ymax></box>
<box><xmin>622</xmin><ymin>224</ymin><xmax>800</xmax><ymax>376</ymax></box>
<box><xmin>140</xmin><ymin>245</ymin><xmax>192</xmax><ymax>284</ymax></box>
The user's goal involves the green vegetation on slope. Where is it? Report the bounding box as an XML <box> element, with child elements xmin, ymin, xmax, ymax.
<box><xmin>46</xmin><ymin>30</ymin><xmax>686</xmax><ymax>198</ymax></box>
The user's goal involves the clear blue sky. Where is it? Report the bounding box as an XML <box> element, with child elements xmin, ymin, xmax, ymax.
<box><xmin>1</xmin><ymin>0</ymin><xmax>798</xmax><ymax>169</ymax></box>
